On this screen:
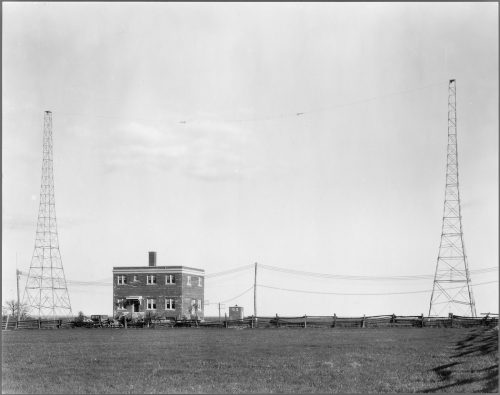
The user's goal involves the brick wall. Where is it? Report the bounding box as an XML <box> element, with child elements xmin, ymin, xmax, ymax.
<box><xmin>181</xmin><ymin>274</ymin><xmax>205</xmax><ymax>319</ymax></box>
<box><xmin>113</xmin><ymin>271</ymin><xmax>204</xmax><ymax>319</ymax></box>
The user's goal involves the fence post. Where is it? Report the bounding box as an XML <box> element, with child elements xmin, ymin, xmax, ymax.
<box><xmin>362</xmin><ymin>315</ymin><xmax>366</xmax><ymax>328</ymax></box>
<box><xmin>124</xmin><ymin>317</ymin><xmax>127</xmax><ymax>329</ymax></box>
<box><xmin>304</xmin><ymin>315</ymin><xmax>307</xmax><ymax>328</ymax></box>
<box><xmin>38</xmin><ymin>318</ymin><xmax>41</xmax><ymax>329</ymax></box>
<box><xmin>420</xmin><ymin>314</ymin><xmax>424</xmax><ymax>328</ymax></box>
<box><xmin>449</xmin><ymin>313</ymin><xmax>454</xmax><ymax>328</ymax></box>
<box><xmin>224</xmin><ymin>313</ymin><xmax>228</xmax><ymax>328</ymax></box>
<box><xmin>333</xmin><ymin>314</ymin><xmax>337</xmax><ymax>328</ymax></box>
<box><xmin>276</xmin><ymin>313</ymin><xmax>279</xmax><ymax>328</ymax></box>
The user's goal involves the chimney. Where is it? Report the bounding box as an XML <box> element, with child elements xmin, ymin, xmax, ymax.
<box><xmin>148</xmin><ymin>251</ymin><xmax>157</xmax><ymax>267</ymax></box>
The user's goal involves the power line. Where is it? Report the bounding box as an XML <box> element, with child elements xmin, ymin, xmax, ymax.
<box><xmin>205</xmin><ymin>264</ymin><xmax>254</xmax><ymax>279</ymax></box>
<box><xmin>56</xmin><ymin>81</ymin><xmax>447</xmax><ymax>126</ymax></box>
<box><xmin>17</xmin><ymin>264</ymin><xmax>254</xmax><ymax>285</ymax></box>
<box><xmin>217</xmin><ymin>286</ymin><xmax>254</xmax><ymax>304</ymax></box>
<box><xmin>288</xmin><ymin>80</ymin><xmax>447</xmax><ymax>119</ymax></box>
<box><xmin>17</xmin><ymin>265</ymin><xmax>497</xmax><ymax>286</ymax></box>
<box><xmin>17</xmin><ymin>271</ymin><xmax>112</xmax><ymax>286</ymax></box>
<box><xmin>258</xmin><ymin>280</ymin><xmax>498</xmax><ymax>296</ymax></box>
<box><xmin>259</xmin><ymin>264</ymin><xmax>497</xmax><ymax>281</ymax></box>
<box><xmin>205</xmin><ymin>270</ymin><xmax>253</xmax><ymax>285</ymax></box>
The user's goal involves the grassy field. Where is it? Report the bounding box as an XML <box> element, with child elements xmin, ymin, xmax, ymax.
<box><xmin>2</xmin><ymin>326</ymin><xmax>498</xmax><ymax>393</ymax></box>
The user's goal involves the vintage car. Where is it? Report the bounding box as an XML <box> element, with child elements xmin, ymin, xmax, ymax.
<box><xmin>90</xmin><ymin>315</ymin><xmax>110</xmax><ymax>328</ymax></box>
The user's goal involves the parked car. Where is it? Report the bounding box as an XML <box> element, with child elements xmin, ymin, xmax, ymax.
<box><xmin>90</xmin><ymin>315</ymin><xmax>110</xmax><ymax>328</ymax></box>
<box><xmin>71</xmin><ymin>315</ymin><xmax>94</xmax><ymax>328</ymax></box>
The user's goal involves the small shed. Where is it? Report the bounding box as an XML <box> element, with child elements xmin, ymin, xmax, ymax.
<box><xmin>229</xmin><ymin>305</ymin><xmax>244</xmax><ymax>320</ymax></box>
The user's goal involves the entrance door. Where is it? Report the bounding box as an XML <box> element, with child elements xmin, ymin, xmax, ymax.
<box><xmin>126</xmin><ymin>299</ymin><xmax>140</xmax><ymax>313</ymax></box>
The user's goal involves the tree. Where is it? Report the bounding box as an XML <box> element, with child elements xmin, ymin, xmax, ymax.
<box><xmin>73</xmin><ymin>311</ymin><xmax>88</xmax><ymax>327</ymax></box>
<box><xmin>3</xmin><ymin>299</ymin><xmax>30</xmax><ymax>320</ymax></box>
<box><xmin>74</xmin><ymin>311</ymin><xmax>85</xmax><ymax>323</ymax></box>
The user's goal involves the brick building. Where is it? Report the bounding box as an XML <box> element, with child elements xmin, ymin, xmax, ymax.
<box><xmin>112</xmin><ymin>252</ymin><xmax>204</xmax><ymax>320</ymax></box>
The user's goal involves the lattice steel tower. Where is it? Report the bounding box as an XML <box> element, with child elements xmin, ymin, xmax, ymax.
<box><xmin>428</xmin><ymin>80</ymin><xmax>476</xmax><ymax>317</ymax></box>
<box><xmin>23</xmin><ymin>111</ymin><xmax>72</xmax><ymax>317</ymax></box>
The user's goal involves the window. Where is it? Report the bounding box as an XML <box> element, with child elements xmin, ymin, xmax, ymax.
<box><xmin>165</xmin><ymin>298</ymin><xmax>176</xmax><ymax>310</ymax></box>
<box><xmin>147</xmin><ymin>299</ymin><xmax>157</xmax><ymax>310</ymax></box>
<box><xmin>198</xmin><ymin>277</ymin><xmax>202</xmax><ymax>287</ymax></box>
<box><xmin>147</xmin><ymin>275</ymin><xmax>156</xmax><ymax>285</ymax></box>
<box><xmin>117</xmin><ymin>275</ymin><xmax>127</xmax><ymax>285</ymax></box>
<box><xmin>165</xmin><ymin>275</ymin><xmax>175</xmax><ymax>284</ymax></box>
<box><xmin>187</xmin><ymin>275</ymin><xmax>191</xmax><ymax>286</ymax></box>
<box><xmin>197</xmin><ymin>299</ymin><xmax>202</xmax><ymax>311</ymax></box>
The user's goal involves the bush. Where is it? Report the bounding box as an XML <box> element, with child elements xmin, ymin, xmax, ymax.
<box><xmin>72</xmin><ymin>311</ymin><xmax>86</xmax><ymax>327</ymax></box>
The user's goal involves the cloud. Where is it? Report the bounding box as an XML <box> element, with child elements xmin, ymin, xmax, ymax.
<box><xmin>101</xmin><ymin>118</ymin><xmax>254</xmax><ymax>181</ymax></box>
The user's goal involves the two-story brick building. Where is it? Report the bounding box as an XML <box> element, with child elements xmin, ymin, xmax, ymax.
<box><xmin>112</xmin><ymin>251</ymin><xmax>204</xmax><ymax>320</ymax></box>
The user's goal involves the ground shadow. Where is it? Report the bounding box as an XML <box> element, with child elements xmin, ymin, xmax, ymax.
<box><xmin>423</xmin><ymin>327</ymin><xmax>498</xmax><ymax>393</ymax></box>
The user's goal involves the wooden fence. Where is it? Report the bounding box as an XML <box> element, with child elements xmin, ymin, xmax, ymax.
<box><xmin>1</xmin><ymin>318</ymin><xmax>71</xmax><ymax>330</ymax></box>
<box><xmin>2</xmin><ymin>314</ymin><xmax>498</xmax><ymax>331</ymax></box>
<box><xmin>198</xmin><ymin>314</ymin><xmax>498</xmax><ymax>329</ymax></box>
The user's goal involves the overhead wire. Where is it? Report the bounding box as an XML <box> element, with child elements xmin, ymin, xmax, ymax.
<box><xmin>18</xmin><ymin>270</ymin><xmax>112</xmax><ymax>286</ymax></box>
<box><xmin>204</xmin><ymin>264</ymin><xmax>254</xmax><ymax>278</ymax></box>
<box><xmin>258</xmin><ymin>280</ymin><xmax>498</xmax><ymax>296</ymax></box>
<box><xmin>217</xmin><ymin>286</ymin><xmax>254</xmax><ymax>304</ymax></box>
<box><xmin>284</xmin><ymin>80</ymin><xmax>447</xmax><ymax>119</ymax></box>
<box><xmin>18</xmin><ymin>264</ymin><xmax>254</xmax><ymax>285</ymax></box>
<box><xmin>55</xmin><ymin>80</ymin><xmax>447</xmax><ymax>126</ymax></box>
<box><xmin>259</xmin><ymin>264</ymin><xmax>497</xmax><ymax>281</ymax></box>
<box><xmin>17</xmin><ymin>265</ymin><xmax>497</xmax><ymax>287</ymax></box>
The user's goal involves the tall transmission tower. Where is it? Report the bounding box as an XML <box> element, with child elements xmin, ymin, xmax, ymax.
<box><xmin>23</xmin><ymin>111</ymin><xmax>72</xmax><ymax>317</ymax></box>
<box><xmin>428</xmin><ymin>80</ymin><xmax>476</xmax><ymax>317</ymax></box>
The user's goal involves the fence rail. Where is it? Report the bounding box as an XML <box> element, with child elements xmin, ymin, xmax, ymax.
<box><xmin>2</xmin><ymin>314</ymin><xmax>498</xmax><ymax>331</ymax></box>
<box><xmin>199</xmin><ymin>314</ymin><xmax>498</xmax><ymax>329</ymax></box>
<box><xmin>2</xmin><ymin>318</ymin><xmax>70</xmax><ymax>330</ymax></box>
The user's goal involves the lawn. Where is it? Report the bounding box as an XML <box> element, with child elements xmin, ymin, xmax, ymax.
<box><xmin>2</xmin><ymin>326</ymin><xmax>498</xmax><ymax>393</ymax></box>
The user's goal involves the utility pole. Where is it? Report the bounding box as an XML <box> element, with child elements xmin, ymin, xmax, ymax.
<box><xmin>254</xmin><ymin>262</ymin><xmax>257</xmax><ymax>318</ymax></box>
<box><xmin>16</xmin><ymin>268</ymin><xmax>21</xmax><ymax>323</ymax></box>
<box><xmin>218</xmin><ymin>303</ymin><xmax>225</xmax><ymax>323</ymax></box>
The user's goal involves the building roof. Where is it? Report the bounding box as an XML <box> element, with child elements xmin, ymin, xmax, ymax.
<box><xmin>112</xmin><ymin>265</ymin><xmax>205</xmax><ymax>275</ymax></box>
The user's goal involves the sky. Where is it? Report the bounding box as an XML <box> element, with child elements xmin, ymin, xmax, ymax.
<box><xmin>2</xmin><ymin>2</ymin><xmax>498</xmax><ymax>318</ymax></box>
